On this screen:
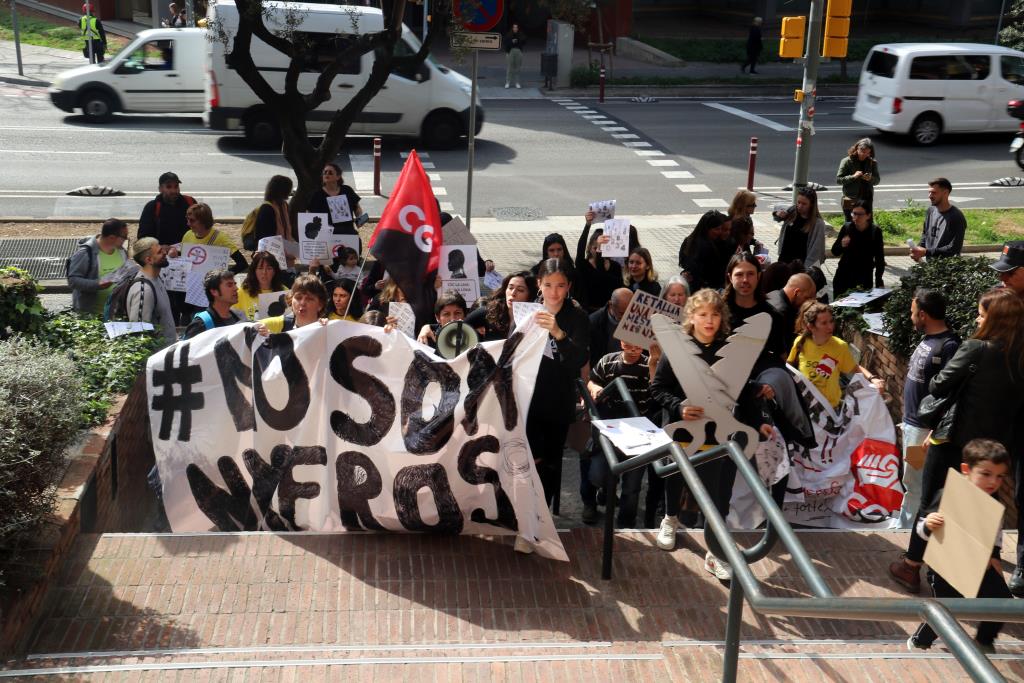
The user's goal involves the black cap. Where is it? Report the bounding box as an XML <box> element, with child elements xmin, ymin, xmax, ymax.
<box><xmin>158</xmin><ymin>171</ymin><xmax>181</xmax><ymax>185</ymax></box>
<box><xmin>990</xmin><ymin>241</ymin><xmax>1024</xmax><ymax>273</ymax></box>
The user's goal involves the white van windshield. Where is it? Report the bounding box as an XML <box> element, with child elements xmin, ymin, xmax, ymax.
<box><xmin>866</xmin><ymin>51</ymin><xmax>898</xmax><ymax>78</ymax></box>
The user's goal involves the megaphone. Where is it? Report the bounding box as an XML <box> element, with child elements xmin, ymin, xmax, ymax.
<box><xmin>435</xmin><ymin>320</ymin><xmax>479</xmax><ymax>359</ymax></box>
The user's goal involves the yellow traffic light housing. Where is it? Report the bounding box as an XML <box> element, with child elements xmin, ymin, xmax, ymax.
<box><xmin>823</xmin><ymin>0</ymin><xmax>852</xmax><ymax>58</ymax></box>
<box><xmin>779</xmin><ymin>16</ymin><xmax>807</xmax><ymax>60</ymax></box>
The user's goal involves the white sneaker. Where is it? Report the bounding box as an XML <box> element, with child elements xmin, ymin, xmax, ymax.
<box><xmin>514</xmin><ymin>536</ymin><xmax>534</xmax><ymax>554</ymax></box>
<box><xmin>504</xmin><ymin>82</ymin><xmax>510</xmax><ymax>89</ymax></box>
<box><xmin>704</xmin><ymin>552</ymin><xmax>732</xmax><ymax>581</ymax></box>
<box><xmin>515</xmin><ymin>83</ymin><xmax>521</xmax><ymax>88</ymax></box>
<box><xmin>656</xmin><ymin>516</ymin><xmax>679</xmax><ymax>550</ymax></box>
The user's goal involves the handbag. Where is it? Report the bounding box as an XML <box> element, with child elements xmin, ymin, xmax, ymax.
<box><xmin>916</xmin><ymin>351</ymin><xmax>978</xmax><ymax>441</ymax></box>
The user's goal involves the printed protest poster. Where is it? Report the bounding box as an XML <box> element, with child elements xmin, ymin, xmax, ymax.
<box><xmin>329</xmin><ymin>235</ymin><xmax>361</xmax><ymax>261</ymax></box>
<box><xmin>327</xmin><ymin>194</ymin><xmax>352</xmax><ymax>224</ymax></box>
<box><xmin>483</xmin><ymin>269</ymin><xmax>503</xmax><ymax>292</ymax></box>
<box><xmin>258</xmin><ymin>236</ymin><xmax>288</xmax><ymax>269</ymax></box>
<box><xmin>389</xmin><ymin>301</ymin><xmax>416</xmax><ymax>338</ymax></box>
<box><xmin>258</xmin><ymin>291</ymin><xmax>288</xmax><ymax>320</ymax></box>
<box><xmin>440</xmin><ymin>244</ymin><xmax>480</xmax><ymax>304</ymax></box>
<box><xmin>144</xmin><ymin>320</ymin><xmax>567</xmax><ymax>560</ymax></box>
<box><xmin>298</xmin><ymin>212</ymin><xmax>331</xmax><ymax>261</ymax></box>
<box><xmin>160</xmin><ymin>257</ymin><xmax>192</xmax><ymax>292</ymax></box>
<box><xmin>601</xmin><ymin>218</ymin><xmax>630</xmax><ymax>258</ymax></box>
<box><xmin>179</xmin><ymin>243</ymin><xmax>231</xmax><ymax>308</ymax></box>
<box><xmin>589</xmin><ymin>199</ymin><xmax>616</xmax><ymax>221</ymax></box>
<box><xmin>613</xmin><ymin>290</ymin><xmax>682</xmax><ymax>349</ymax></box>
<box><xmin>184</xmin><ymin>272</ymin><xmax>209</xmax><ymax>308</ymax></box>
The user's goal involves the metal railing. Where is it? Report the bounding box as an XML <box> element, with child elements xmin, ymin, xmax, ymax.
<box><xmin>578</xmin><ymin>378</ymin><xmax>1024</xmax><ymax>683</ymax></box>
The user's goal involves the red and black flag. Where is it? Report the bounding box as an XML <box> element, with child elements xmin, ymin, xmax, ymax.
<box><xmin>368</xmin><ymin>150</ymin><xmax>442</xmax><ymax>319</ymax></box>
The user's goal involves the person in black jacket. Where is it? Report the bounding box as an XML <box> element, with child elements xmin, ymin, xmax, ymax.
<box><xmin>574</xmin><ymin>210</ymin><xmax>623</xmax><ymax>311</ymax></box>
<box><xmin>530</xmin><ymin>233</ymin><xmax>574</xmax><ymax>278</ymax></box>
<box><xmin>624</xmin><ymin>247</ymin><xmax>661</xmax><ymax>296</ymax></box>
<box><xmin>465</xmin><ymin>271</ymin><xmax>537</xmax><ymax>341</ymax></box>
<box><xmin>890</xmin><ymin>288</ymin><xmax>1024</xmax><ymax>597</ymax></box>
<box><xmin>516</xmin><ymin>258</ymin><xmax>590</xmax><ymax>553</ymax></box>
<box><xmin>679</xmin><ymin>210</ymin><xmax>729</xmax><ymax>291</ymax></box>
<box><xmin>830</xmin><ymin>201</ymin><xmax>885</xmax><ymax>298</ymax></box>
<box><xmin>765</xmin><ymin>272</ymin><xmax>816</xmax><ymax>349</ymax></box>
<box><xmin>253</xmin><ymin>175</ymin><xmax>295</xmax><ymax>246</ymax></box>
<box><xmin>306</xmin><ymin>162</ymin><xmax>364</xmax><ymax>241</ymax></box>
<box><xmin>588</xmin><ymin>287</ymin><xmax>633</xmax><ymax>367</ymax></box>
<box><xmin>138</xmin><ymin>171</ymin><xmax>195</xmax><ymax>248</ymax></box>
<box><xmin>741</xmin><ymin>16</ymin><xmax>763</xmax><ymax>74</ymax></box>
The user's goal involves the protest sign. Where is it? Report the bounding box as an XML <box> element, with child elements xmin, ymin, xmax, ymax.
<box><xmin>601</xmin><ymin>218</ymin><xmax>630</xmax><ymax>258</ymax></box>
<box><xmin>104</xmin><ymin>321</ymin><xmax>154</xmax><ymax>338</ymax></box>
<box><xmin>145</xmin><ymin>321</ymin><xmax>566</xmax><ymax>560</ymax></box>
<box><xmin>179</xmin><ymin>244</ymin><xmax>231</xmax><ymax>308</ymax></box>
<box><xmin>441</xmin><ymin>216</ymin><xmax>476</xmax><ymax>247</ymax></box>
<box><xmin>589</xmin><ymin>199</ymin><xmax>616</xmax><ymax>221</ymax></box>
<box><xmin>440</xmin><ymin>245</ymin><xmax>480</xmax><ymax>304</ymax></box>
<box><xmin>258</xmin><ymin>291</ymin><xmax>288</xmax><ymax>320</ymax></box>
<box><xmin>613</xmin><ymin>290</ymin><xmax>682</xmax><ymax>349</ymax></box>
<box><xmin>389</xmin><ymin>301</ymin><xmax>416</xmax><ymax>338</ymax></box>
<box><xmin>330</xmin><ymin>235</ymin><xmax>361</xmax><ymax>260</ymax></box>
<box><xmin>593</xmin><ymin>417</ymin><xmax>671</xmax><ymax>458</ymax></box>
<box><xmin>327</xmin><ymin>194</ymin><xmax>352</xmax><ymax>224</ymax></box>
<box><xmin>298</xmin><ymin>212</ymin><xmax>331</xmax><ymax>261</ymax></box>
<box><xmin>258</xmin><ymin>236</ymin><xmax>288</xmax><ymax>269</ymax></box>
<box><xmin>483</xmin><ymin>270</ymin><xmax>503</xmax><ymax>292</ymax></box>
<box><xmin>161</xmin><ymin>257</ymin><xmax>192</xmax><ymax>292</ymax></box>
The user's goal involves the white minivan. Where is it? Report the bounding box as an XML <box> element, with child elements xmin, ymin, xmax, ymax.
<box><xmin>49</xmin><ymin>28</ymin><xmax>206</xmax><ymax>121</ymax></box>
<box><xmin>204</xmin><ymin>1</ymin><xmax>483</xmax><ymax>148</ymax></box>
<box><xmin>852</xmin><ymin>43</ymin><xmax>1024</xmax><ymax>145</ymax></box>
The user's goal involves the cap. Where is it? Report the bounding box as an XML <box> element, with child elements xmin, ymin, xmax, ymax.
<box><xmin>158</xmin><ymin>171</ymin><xmax>181</xmax><ymax>186</ymax></box>
<box><xmin>133</xmin><ymin>236</ymin><xmax>159</xmax><ymax>259</ymax></box>
<box><xmin>990</xmin><ymin>241</ymin><xmax>1024</xmax><ymax>273</ymax></box>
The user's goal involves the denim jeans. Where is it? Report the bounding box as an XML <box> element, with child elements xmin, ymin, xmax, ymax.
<box><xmin>898</xmin><ymin>423</ymin><xmax>929</xmax><ymax>529</ymax></box>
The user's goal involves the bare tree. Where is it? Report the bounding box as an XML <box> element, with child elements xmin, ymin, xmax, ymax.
<box><xmin>215</xmin><ymin>0</ymin><xmax>453</xmax><ymax>213</ymax></box>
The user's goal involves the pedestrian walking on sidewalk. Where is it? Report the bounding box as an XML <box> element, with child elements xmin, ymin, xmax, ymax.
<box><xmin>80</xmin><ymin>3</ymin><xmax>107</xmax><ymax>65</ymax></box>
<box><xmin>505</xmin><ymin>23</ymin><xmax>525</xmax><ymax>88</ymax></box>
<box><xmin>741</xmin><ymin>17</ymin><xmax>763</xmax><ymax>74</ymax></box>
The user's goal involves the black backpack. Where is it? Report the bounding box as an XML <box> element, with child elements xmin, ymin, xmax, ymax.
<box><xmin>104</xmin><ymin>272</ymin><xmax>158</xmax><ymax>323</ymax></box>
<box><xmin>64</xmin><ymin>237</ymin><xmax>94</xmax><ymax>281</ymax></box>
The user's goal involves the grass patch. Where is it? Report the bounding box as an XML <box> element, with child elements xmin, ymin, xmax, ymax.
<box><xmin>0</xmin><ymin>11</ymin><xmax>128</xmax><ymax>52</ymax></box>
<box><xmin>823</xmin><ymin>205</ymin><xmax>1024</xmax><ymax>246</ymax></box>
<box><xmin>639</xmin><ymin>35</ymin><xmax>967</xmax><ymax>64</ymax></box>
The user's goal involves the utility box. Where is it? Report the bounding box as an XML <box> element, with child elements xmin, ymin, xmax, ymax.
<box><xmin>546</xmin><ymin>19</ymin><xmax>574</xmax><ymax>88</ymax></box>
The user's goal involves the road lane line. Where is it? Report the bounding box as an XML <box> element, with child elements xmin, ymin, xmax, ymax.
<box><xmin>635</xmin><ymin>150</ymin><xmax>665</xmax><ymax>156</ymax></box>
<box><xmin>702</xmin><ymin>102</ymin><xmax>793</xmax><ymax>132</ymax></box>
<box><xmin>0</xmin><ymin>150</ymin><xmax>112</xmax><ymax>154</ymax></box>
<box><xmin>601</xmin><ymin>127</ymin><xmax>628</xmax><ymax>132</ymax></box>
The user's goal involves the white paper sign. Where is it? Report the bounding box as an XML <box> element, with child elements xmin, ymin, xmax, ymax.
<box><xmin>440</xmin><ymin>245</ymin><xmax>480</xmax><ymax>305</ymax></box>
<box><xmin>832</xmin><ymin>288</ymin><xmax>891</xmax><ymax>308</ymax></box>
<box><xmin>862</xmin><ymin>312</ymin><xmax>888</xmax><ymax>337</ymax></box>
<box><xmin>258</xmin><ymin>291</ymin><xmax>288</xmax><ymax>320</ymax></box>
<box><xmin>601</xmin><ymin>218</ymin><xmax>630</xmax><ymax>258</ymax></box>
<box><xmin>326</xmin><ymin>194</ymin><xmax>352</xmax><ymax>224</ymax></box>
<box><xmin>104</xmin><ymin>321</ymin><xmax>154</xmax><ymax>338</ymax></box>
<box><xmin>589</xmin><ymin>199</ymin><xmax>616</xmax><ymax>221</ymax></box>
<box><xmin>613</xmin><ymin>290</ymin><xmax>682</xmax><ymax>349</ymax></box>
<box><xmin>483</xmin><ymin>270</ymin><xmax>503</xmax><ymax>292</ymax></box>
<box><xmin>160</xmin><ymin>257</ymin><xmax>192</xmax><ymax>292</ymax></box>
<box><xmin>257</xmin><ymin>236</ymin><xmax>287</xmax><ymax>269</ymax></box>
<box><xmin>144</xmin><ymin>322</ymin><xmax>567</xmax><ymax>561</ymax></box>
<box><xmin>99</xmin><ymin>258</ymin><xmax>139</xmax><ymax>286</ymax></box>
<box><xmin>329</xmin><ymin>235</ymin><xmax>361</xmax><ymax>260</ymax></box>
<box><xmin>512</xmin><ymin>301</ymin><xmax>544</xmax><ymax>331</ymax></box>
<box><xmin>389</xmin><ymin>301</ymin><xmax>416</xmax><ymax>338</ymax></box>
<box><xmin>181</xmin><ymin>243</ymin><xmax>230</xmax><ymax>274</ymax></box>
<box><xmin>298</xmin><ymin>212</ymin><xmax>331</xmax><ymax>261</ymax></box>
<box><xmin>184</xmin><ymin>271</ymin><xmax>209</xmax><ymax>308</ymax></box>
<box><xmin>592</xmin><ymin>416</ymin><xmax>672</xmax><ymax>457</ymax></box>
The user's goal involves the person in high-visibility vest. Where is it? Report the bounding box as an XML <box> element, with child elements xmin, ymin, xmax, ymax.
<box><xmin>80</xmin><ymin>4</ymin><xmax>107</xmax><ymax>65</ymax></box>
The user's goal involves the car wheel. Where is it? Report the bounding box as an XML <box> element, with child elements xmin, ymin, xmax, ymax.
<box><xmin>244</xmin><ymin>111</ymin><xmax>281</xmax><ymax>149</ymax></box>
<box><xmin>910</xmin><ymin>114</ymin><xmax>941</xmax><ymax>146</ymax></box>
<box><xmin>1016</xmin><ymin>145</ymin><xmax>1024</xmax><ymax>171</ymax></box>
<box><xmin>81</xmin><ymin>90</ymin><xmax>114</xmax><ymax>122</ymax></box>
<box><xmin>422</xmin><ymin>111</ymin><xmax>463</xmax><ymax>150</ymax></box>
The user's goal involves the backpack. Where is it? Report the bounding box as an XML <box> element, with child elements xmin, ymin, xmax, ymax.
<box><xmin>104</xmin><ymin>272</ymin><xmax>157</xmax><ymax>323</ymax></box>
<box><xmin>241</xmin><ymin>201</ymin><xmax>273</xmax><ymax>252</ymax></box>
<box><xmin>65</xmin><ymin>237</ymin><xmax>94</xmax><ymax>281</ymax></box>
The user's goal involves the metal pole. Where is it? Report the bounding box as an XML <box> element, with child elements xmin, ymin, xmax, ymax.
<box><xmin>746</xmin><ymin>136</ymin><xmax>758</xmax><ymax>191</ymax></box>
<box><xmin>601</xmin><ymin>469</ymin><xmax>616</xmax><ymax>580</ymax></box>
<box><xmin>790</xmin><ymin>0</ymin><xmax>824</xmax><ymax>204</ymax></box>
<box><xmin>373</xmin><ymin>137</ymin><xmax>382</xmax><ymax>196</ymax></box>
<box><xmin>722</xmin><ymin>579</ymin><xmax>745</xmax><ymax>683</ymax></box>
<box><xmin>422</xmin><ymin>0</ymin><xmax>429</xmax><ymax>41</ymax></box>
<box><xmin>465</xmin><ymin>49</ymin><xmax>478</xmax><ymax>231</ymax></box>
<box><xmin>599</xmin><ymin>65</ymin><xmax>606</xmax><ymax>103</ymax></box>
<box><xmin>997</xmin><ymin>0</ymin><xmax>1009</xmax><ymax>44</ymax></box>
<box><xmin>10</xmin><ymin>0</ymin><xmax>24</xmax><ymax>76</ymax></box>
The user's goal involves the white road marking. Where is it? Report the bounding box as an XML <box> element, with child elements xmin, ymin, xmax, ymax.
<box><xmin>400</xmin><ymin>151</ymin><xmax>430</xmax><ymax>158</ymax></box>
<box><xmin>440</xmin><ymin>201</ymin><xmax>455</xmax><ymax>211</ymax></box>
<box><xmin>348</xmin><ymin>154</ymin><xmax>375</xmax><ymax>193</ymax></box>
<box><xmin>623</xmin><ymin>142</ymin><xmax>652</xmax><ymax>147</ymax></box>
<box><xmin>702</xmin><ymin>102</ymin><xmax>793</xmax><ymax>132</ymax></box>
<box><xmin>676</xmin><ymin>184</ymin><xmax>712</xmax><ymax>193</ymax></box>
<box><xmin>635</xmin><ymin>150</ymin><xmax>665</xmax><ymax>156</ymax></box>
<box><xmin>647</xmin><ymin>159</ymin><xmax>678</xmax><ymax>166</ymax></box>
<box><xmin>0</xmin><ymin>149</ymin><xmax>112</xmax><ymax>154</ymax></box>
<box><xmin>421</xmin><ymin>161</ymin><xmax>435</xmax><ymax>169</ymax></box>
<box><xmin>428</xmin><ymin>173</ymin><xmax>441</xmax><ymax>181</ymax></box>
<box><xmin>601</xmin><ymin>127</ymin><xmax>629</xmax><ymax>132</ymax></box>
<box><xmin>589</xmin><ymin>120</ymin><xmax>616</xmax><ymax>125</ymax></box>
<box><xmin>574</xmin><ymin>110</ymin><xmax>599</xmax><ymax>115</ymax></box>
<box><xmin>693</xmin><ymin>198</ymin><xmax>729</xmax><ymax>208</ymax></box>
<box><xmin>433</xmin><ymin>187</ymin><xmax>447</xmax><ymax>196</ymax></box>
<box><xmin>612</xmin><ymin>133</ymin><xmax>640</xmax><ymax>139</ymax></box>
<box><xmin>661</xmin><ymin>171</ymin><xmax>694</xmax><ymax>179</ymax></box>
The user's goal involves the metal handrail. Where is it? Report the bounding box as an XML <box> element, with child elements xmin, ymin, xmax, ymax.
<box><xmin>576</xmin><ymin>378</ymin><xmax>1024</xmax><ymax>683</ymax></box>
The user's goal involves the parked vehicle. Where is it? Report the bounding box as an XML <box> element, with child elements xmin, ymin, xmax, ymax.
<box><xmin>204</xmin><ymin>1</ymin><xmax>482</xmax><ymax>148</ymax></box>
<box><xmin>48</xmin><ymin>28</ymin><xmax>205</xmax><ymax>121</ymax></box>
<box><xmin>852</xmin><ymin>43</ymin><xmax>1024</xmax><ymax>145</ymax></box>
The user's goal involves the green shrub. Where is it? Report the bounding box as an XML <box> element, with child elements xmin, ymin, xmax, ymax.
<box><xmin>34</xmin><ymin>313</ymin><xmax>162</xmax><ymax>426</ymax></box>
<box><xmin>882</xmin><ymin>256</ymin><xmax>1000</xmax><ymax>356</ymax></box>
<box><xmin>0</xmin><ymin>338</ymin><xmax>85</xmax><ymax>586</ymax></box>
<box><xmin>0</xmin><ymin>266</ymin><xmax>45</xmax><ymax>338</ymax></box>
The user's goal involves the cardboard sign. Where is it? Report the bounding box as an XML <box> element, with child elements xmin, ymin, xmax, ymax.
<box><xmin>923</xmin><ymin>469</ymin><xmax>1004</xmax><ymax>598</ymax></box>
<box><xmin>326</xmin><ymin>194</ymin><xmax>352</xmax><ymax>224</ymax></box>
<box><xmin>329</xmin><ymin>235</ymin><xmax>361</xmax><ymax>260</ymax></box>
<box><xmin>589</xmin><ymin>199</ymin><xmax>616</xmax><ymax>221</ymax></box>
<box><xmin>441</xmin><ymin>216</ymin><xmax>476</xmax><ymax>246</ymax></box>
<box><xmin>298</xmin><ymin>212</ymin><xmax>331</xmax><ymax>261</ymax></box>
<box><xmin>613</xmin><ymin>290</ymin><xmax>682</xmax><ymax>349</ymax></box>
<box><xmin>601</xmin><ymin>218</ymin><xmax>630</xmax><ymax>258</ymax></box>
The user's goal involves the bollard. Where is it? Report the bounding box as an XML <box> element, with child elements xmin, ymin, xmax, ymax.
<box><xmin>599</xmin><ymin>65</ymin><xmax>606</xmax><ymax>103</ymax></box>
<box><xmin>373</xmin><ymin>137</ymin><xmax>382</xmax><ymax>196</ymax></box>
<box><xmin>746</xmin><ymin>136</ymin><xmax>758</xmax><ymax>192</ymax></box>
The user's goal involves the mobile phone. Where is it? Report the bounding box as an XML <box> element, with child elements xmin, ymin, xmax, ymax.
<box><xmin>356</xmin><ymin>212</ymin><xmax>369</xmax><ymax>227</ymax></box>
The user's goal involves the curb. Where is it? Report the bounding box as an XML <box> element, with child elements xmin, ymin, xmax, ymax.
<box><xmin>0</xmin><ymin>74</ymin><xmax>50</xmax><ymax>87</ymax></box>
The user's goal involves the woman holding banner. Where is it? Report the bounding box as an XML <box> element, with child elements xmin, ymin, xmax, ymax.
<box><xmin>516</xmin><ymin>258</ymin><xmax>589</xmax><ymax>553</ymax></box>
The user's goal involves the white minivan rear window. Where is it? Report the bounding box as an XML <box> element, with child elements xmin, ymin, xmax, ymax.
<box><xmin>866</xmin><ymin>51</ymin><xmax>898</xmax><ymax>78</ymax></box>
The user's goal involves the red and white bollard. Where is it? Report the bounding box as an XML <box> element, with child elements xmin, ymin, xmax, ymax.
<box><xmin>746</xmin><ymin>136</ymin><xmax>758</xmax><ymax>192</ymax></box>
<box><xmin>599</xmin><ymin>65</ymin><xmax>606</xmax><ymax>103</ymax></box>
<box><xmin>373</xmin><ymin>137</ymin><xmax>382</xmax><ymax>196</ymax></box>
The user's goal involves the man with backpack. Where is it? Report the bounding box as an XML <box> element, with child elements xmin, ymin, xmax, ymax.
<box><xmin>139</xmin><ymin>171</ymin><xmax>196</xmax><ymax>324</ymax></box>
<box><xmin>125</xmin><ymin>237</ymin><xmax>177</xmax><ymax>347</ymax></box>
<box><xmin>182</xmin><ymin>269</ymin><xmax>243</xmax><ymax>339</ymax></box>
<box><xmin>67</xmin><ymin>218</ymin><xmax>130</xmax><ymax>314</ymax></box>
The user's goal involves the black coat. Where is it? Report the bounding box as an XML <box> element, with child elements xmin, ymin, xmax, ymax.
<box><xmin>520</xmin><ymin>301</ymin><xmax>590</xmax><ymax>424</ymax></box>
<box><xmin>138</xmin><ymin>193</ymin><xmax>195</xmax><ymax>246</ymax></box>
<box><xmin>830</xmin><ymin>222</ymin><xmax>885</xmax><ymax>298</ymax></box>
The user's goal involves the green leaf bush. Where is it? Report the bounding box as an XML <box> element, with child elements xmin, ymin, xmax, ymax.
<box><xmin>0</xmin><ymin>266</ymin><xmax>45</xmax><ymax>338</ymax></box>
<box><xmin>882</xmin><ymin>256</ymin><xmax>1000</xmax><ymax>356</ymax></box>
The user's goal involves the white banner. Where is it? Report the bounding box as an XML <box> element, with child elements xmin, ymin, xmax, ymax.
<box><xmin>145</xmin><ymin>322</ymin><xmax>567</xmax><ymax>560</ymax></box>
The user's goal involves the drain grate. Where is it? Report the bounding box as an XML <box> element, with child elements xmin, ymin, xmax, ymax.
<box><xmin>0</xmin><ymin>238</ymin><xmax>83</xmax><ymax>281</ymax></box>
<box><xmin>489</xmin><ymin>207</ymin><xmax>547</xmax><ymax>221</ymax></box>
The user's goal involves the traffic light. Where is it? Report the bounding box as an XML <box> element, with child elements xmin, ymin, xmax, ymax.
<box><xmin>779</xmin><ymin>16</ymin><xmax>806</xmax><ymax>60</ymax></box>
<box><xmin>823</xmin><ymin>0</ymin><xmax>852</xmax><ymax>58</ymax></box>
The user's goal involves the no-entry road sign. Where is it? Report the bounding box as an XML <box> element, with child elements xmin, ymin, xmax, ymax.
<box><xmin>454</xmin><ymin>0</ymin><xmax>504</xmax><ymax>32</ymax></box>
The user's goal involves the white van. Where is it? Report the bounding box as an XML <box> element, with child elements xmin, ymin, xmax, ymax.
<box><xmin>853</xmin><ymin>43</ymin><xmax>1024</xmax><ymax>145</ymax></box>
<box><xmin>204</xmin><ymin>1</ymin><xmax>482</xmax><ymax>148</ymax></box>
<box><xmin>49</xmin><ymin>28</ymin><xmax>206</xmax><ymax>121</ymax></box>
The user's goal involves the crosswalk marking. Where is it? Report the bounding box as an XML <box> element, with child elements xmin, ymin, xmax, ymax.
<box><xmin>676</xmin><ymin>184</ymin><xmax>712</xmax><ymax>193</ymax></box>
<box><xmin>574</xmin><ymin>110</ymin><xmax>599</xmax><ymax>115</ymax></box>
<box><xmin>661</xmin><ymin>171</ymin><xmax>694</xmax><ymax>179</ymax></box>
<box><xmin>590</xmin><ymin>120</ymin><xmax>616</xmax><ymax>125</ymax></box>
<box><xmin>612</xmin><ymin>133</ymin><xmax>640</xmax><ymax>139</ymax></box>
<box><xmin>421</xmin><ymin>161</ymin><xmax>435</xmax><ymax>169</ymax></box>
<box><xmin>693</xmin><ymin>198</ymin><xmax>729</xmax><ymax>208</ymax></box>
<box><xmin>347</xmin><ymin>154</ymin><xmax>374</xmax><ymax>193</ymax></box>
<box><xmin>602</xmin><ymin>127</ymin><xmax>628</xmax><ymax>132</ymax></box>
<box><xmin>635</xmin><ymin>150</ymin><xmax>665</xmax><ymax>157</ymax></box>
<box><xmin>440</xmin><ymin>202</ymin><xmax>455</xmax><ymax>211</ymax></box>
<box><xmin>623</xmin><ymin>142</ymin><xmax>652</xmax><ymax>148</ymax></box>
<box><xmin>647</xmin><ymin>159</ymin><xmax>678</xmax><ymax>167</ymax></box>
<box><xmin>400</xmin><ymin>151</ymin><xmax>431</xmax><ymax>158</ymax></box>
<box><xmin>433</xmin><ymin>187</ymin><xmax>448</xmax><ymax>196</ymax></box>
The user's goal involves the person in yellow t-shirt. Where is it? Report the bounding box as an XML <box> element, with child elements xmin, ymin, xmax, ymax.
<box><xmin>234</xmin><ymin>251</ymin><xmax>289</xmax><ymax>321</ymax></box>
<box><xmin>177</xmin><ymin>203</ymin><xmax>248</xmax><ymax>274</ymax></box>
<box><xmin>788</xmin><ymin>300</ymin><xmax>886</xmax><ymax>408</ymax></box>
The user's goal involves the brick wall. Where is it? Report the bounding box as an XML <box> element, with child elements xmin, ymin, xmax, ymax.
<box><xmin>0</xmin><ymin>373</ymin><xmax>155</xmax><ymax>655</ymax></box>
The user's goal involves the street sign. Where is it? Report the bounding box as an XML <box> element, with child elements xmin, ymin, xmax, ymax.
<box><xmin>453</xmin><ymin>0</ymin><xmax>503</xmax><ymax>32</ymax></box>
<box><xmin>450</xmin><ymin>31</ymin><xmax>502</xmax><ymax>51</ymax></box>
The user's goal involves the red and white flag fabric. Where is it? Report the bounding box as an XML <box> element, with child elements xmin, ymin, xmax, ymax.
<box><xmin>368</xmin><ymin>150</ymin><xmax>442</xmax><ymax>315</ymax></box>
